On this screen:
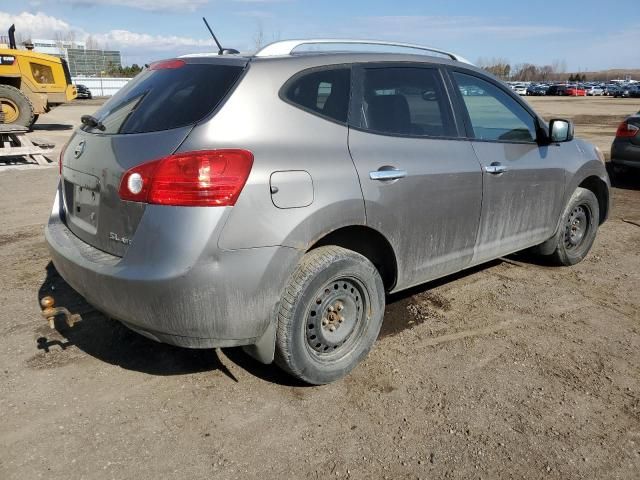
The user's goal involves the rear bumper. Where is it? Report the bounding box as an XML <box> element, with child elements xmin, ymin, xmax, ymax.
<box><xmin>611</xmin><ymin>141</ymin><xmax>640</xmax><ymax>168</ymax></box>
<box><xmin>45</xmin><ymin>188</ymin><xmax>300</xmax><ymax>349</ymax></box>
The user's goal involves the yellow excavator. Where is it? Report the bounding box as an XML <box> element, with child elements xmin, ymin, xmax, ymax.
<box><xmin>0</xmin><ymin>25</ymin><xmax>77</xmax><ymax>127</ymax></box>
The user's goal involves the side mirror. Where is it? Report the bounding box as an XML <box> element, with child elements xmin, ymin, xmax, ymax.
<box><xmin>548</xmin><ymin>118</ymin><xmax>574</xmax><ymax>143</ymax></box>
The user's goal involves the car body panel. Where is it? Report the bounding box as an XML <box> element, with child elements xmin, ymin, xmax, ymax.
<box><xmin>468</xmin><ymin>141</ymin><xmax>567</xmax><ymax>264</ymax></box>
<box><xmin>348</xmin><ymin>129</ymin><xmax>483</xmax><ymax>289</ymax></box>
<box><xmin>176</xmin><ymin>58</ymin><xmax>367</xmax><ymax>251</ymax></box>
<box><xmin>46</xmin><ymin>187</ymin><xmax>300</xmax><ymax>346</ymax></box>
<box><xmin>61</xmin><ymin>127</ymin><xmax>193</xmax><ymax>257</ymax></box>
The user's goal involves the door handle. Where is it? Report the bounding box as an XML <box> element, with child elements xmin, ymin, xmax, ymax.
<box><xmin>369</xmin><ymin>169</ymin><xmax>408</xmax><ymax>181</ymax></box>
<box><xmin>484</xmin><ymin>163</ymin><xmax>508</xmax><ymax>175</ymax></box>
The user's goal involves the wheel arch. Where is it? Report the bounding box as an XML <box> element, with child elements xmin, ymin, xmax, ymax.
<box><xmin>308</xmin><ymin>225</ymin><xmax>398</xmax><ymax>292</ymax></box>
<box><xmin>578</xmin><ymin>175</ymin><xmax>609</xmax><ymax>224</ymax></box>
<box><xmin>0</xmin><ymin>76</ymin><xmax>21</xmax><ymax>89</ymax></box>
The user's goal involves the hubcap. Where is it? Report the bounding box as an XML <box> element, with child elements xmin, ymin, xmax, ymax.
<box><xmin>564</xmin><ymin>205</ymin><xmax>589</xmax><ymax>250</ymax></box>
<box><xmin>305</xmin><ymin>278</ymin><xmax>366</xmax><ymax>356</ymax></box>
<box><xmin>0</xmin><ymin>98</ymin><xmax>19</xmax><ymax>124</ymax></box>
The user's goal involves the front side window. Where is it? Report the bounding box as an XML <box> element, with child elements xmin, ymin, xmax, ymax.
<box><xmin>357</xmin><ymin>67</ymin><xmax>455</xmax><ymax>138</ymax></box>
<box><xmin>452</xmin><ymin>72</ymin><xmax>537</xmax><ymax>143</ymax></box>
<box><xmin>30</xmin><ymin>63</ymin><xmax>55</xmax><ymax>84</ymax></box>
<box><xmin>284</xmin><ymin>67</ymin><xmax>351</xmax><ymax>123</ymax></box>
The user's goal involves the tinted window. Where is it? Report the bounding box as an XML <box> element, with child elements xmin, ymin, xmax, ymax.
<box><xmin>285</xmin><ymin>68</ymin><xmax>351</xmax><ymax>123</ymax></box>
<box><xmin>357</xmin><ymin>67</ymin><xmax>455</xmax><ymax>137</ymax></box>
<box><xmin>83</xmin><ymin>61</ymin><xmax>244</xmax><ymax>135</ymax></box>
<box><xmin>30</xmin><ymin>63</ymin><xmax>54</xmax><ymax>84</ymax></box>
<box><xmin>453</xmin><ymin>72</ymin><xmax>537</xmax><ymax>142</ymax></box>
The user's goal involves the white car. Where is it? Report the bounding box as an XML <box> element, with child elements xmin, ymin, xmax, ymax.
<box><xmin>586</xmin><ymin>86</ymin><xmax>604</xmax><ymax>96</ymax></box>
<box><xmin>513</xmin><ymin>85</ymin><xmax>528</xmax><ymax>96</ymax></box>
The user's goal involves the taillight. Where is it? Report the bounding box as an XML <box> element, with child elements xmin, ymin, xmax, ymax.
<box><xmin>615</xmin><ymin>122</ymin><xmax>640</xmax><ymax>138</ymax></box>
<box><xmin>119</xmin><ymin>150</ymin><xmax>254</xmax><ymax>207</ymax></box>
<box><xmin>149</xmin><ymin>59</ymin><xmax>185</xmax><ymax>70</ymax></box>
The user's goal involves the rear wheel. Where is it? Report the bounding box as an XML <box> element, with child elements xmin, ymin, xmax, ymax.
<box><xmin>549</xmin><ymin>187</ymin><xmax>599</xmax><ymax>266</ymax></box>
<box><xmin>275</xmin><ymin>246</ymin><xmax>385</xmax><ymax>385</ymax></box>
<box><xmin>0</xmin><ymin>85</ymin><xmax>35</xmax><ymax>127</ymax></box>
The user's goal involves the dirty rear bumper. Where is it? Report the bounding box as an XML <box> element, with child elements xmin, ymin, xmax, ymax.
<box><xmin>45</xmin><ymin>188</ymin><xmax>299</xmax><ymax>349</ymax></box>
<box><xmin>611</xmin><ymin>140</ymin><xmax>640</xmax><ymax>168</ymax></box>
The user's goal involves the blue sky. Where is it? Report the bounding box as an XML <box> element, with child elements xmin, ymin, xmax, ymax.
<box><xmin>1</xmin><ymin>1</ymin><xmax>638</xmax><ymax>70</ymax></box>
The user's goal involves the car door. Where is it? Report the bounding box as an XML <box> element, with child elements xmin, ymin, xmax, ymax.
<box><xmin>448</xmin><ymin>70</ymin><xmax>566</xmax><ymax>265</ymax></box>
<box><xmin>347</xmin><ymin>63</ymin><xmax>483</xmax><ymax>291</ymax></box>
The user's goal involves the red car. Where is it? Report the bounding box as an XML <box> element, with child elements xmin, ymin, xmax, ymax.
<box><xmin>565</xmin><ymin>86</ymin><xmax>587</xmax><ymax>96</ymax></box>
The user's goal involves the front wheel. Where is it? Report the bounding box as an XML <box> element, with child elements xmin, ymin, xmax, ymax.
<box><xmin>0</xmin><ymin>84</ymin><xmax>35</xmax><ymax>127</ymax></box>
<box><xmin>549</xmin><ymin>187</ymin><xmax>600</xmax><ymax>266</ymax></box>
<box><xmin>275</xmin><ymin>246</ymin><xmax>385</xmax><ymax>385</ymax></box>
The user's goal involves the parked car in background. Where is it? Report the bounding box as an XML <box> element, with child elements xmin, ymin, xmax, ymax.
<box><xmin>566</xmin><ymin>85</ymin><xmax>587</xmax><ymax>96</ymax></box>
<box><xmin>586</xmin><ymin>86</ymin><xmax>604</xmax><ymax>96</ymax></box>
<box><xmin>46</xmin><ymin>39</ymin><xmax>611</xmax><ymax>385</ymax></box>
<box><xmin>611</xmin><ymin>113</ymin><xmax>640</xmax><ymax>174</ymax></box>
<box><xmin>75</xmin><ymin>84</ymin><xmax>93</xmax><ymax>99</ymax></box>
<box><xmin>527</xmin><ymin>84</ymin><xmax>548</xmax><ymax>96</ymax></box>
<box><xmin>613</xmin><ymin>86</ymin><xmax>632</xmax><ymax>98</ymax></box>
<box><xmin>629</xmin><ymin>85</ymin><xmax>640</xmax><ymax>98</ymax></box>
<box><xmin>547</xmin><ymin>85</ymin><xmax>568</xmax><ymax>96</ymax></box>
<box><xmin>513</xmin><ymin>84</ymin><xmax>527</xmax><ymax>95</ymax></box>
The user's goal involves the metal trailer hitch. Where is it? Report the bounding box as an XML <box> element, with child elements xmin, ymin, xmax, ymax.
<box><xmin>40</xmin><ymin>296</ymin><xmax>82</xmax><ymax>329</ymax></box>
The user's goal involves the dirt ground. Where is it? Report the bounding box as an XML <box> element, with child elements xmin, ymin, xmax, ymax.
<box><xmin>1</xmin><ymin>97</ymin><xmax>639</xmax><ymax>480</ymax></box>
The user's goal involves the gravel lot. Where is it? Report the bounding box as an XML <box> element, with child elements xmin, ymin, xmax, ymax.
<box><xmin>1</xmin><ymin>97</ymin><xmax>639</xmax><ymax>480</ymax></box>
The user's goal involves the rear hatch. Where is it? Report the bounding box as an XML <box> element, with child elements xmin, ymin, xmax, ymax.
<box><xmin>61</xmin><ymin>57</ymin><xmax>247</xmax><ymax>257</ymax></box>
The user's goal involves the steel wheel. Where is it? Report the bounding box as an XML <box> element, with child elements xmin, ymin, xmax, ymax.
<box><xmin>1</xmin><ymin>98</ymin><xmax>19</xmax><ymax>124</ymax></box>
<box><xmin>563</xmin><ymin>204</ymin><xmax>591</xmax><ymax>251</ymax></box>
<box><xmin>305</xmin><ymin>277</ymin><xmax>369</xmax><ymax>359</ymax></box>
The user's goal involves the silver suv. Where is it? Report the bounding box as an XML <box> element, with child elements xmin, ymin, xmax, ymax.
<box><xmin>46</xmin><ymin>40</ymin><xmax>610</xmax><ymax>384</ymax></box>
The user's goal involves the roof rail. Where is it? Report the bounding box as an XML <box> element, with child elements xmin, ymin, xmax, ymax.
<box><xmin>254</xmin><ymin>39</ymin><xmax>473</xmax><ymax>64</ymax></box>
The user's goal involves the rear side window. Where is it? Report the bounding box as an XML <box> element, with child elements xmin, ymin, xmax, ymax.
<box><xmin>284</xmin><ymin>67</ymin><xmax>351</xmax><ymax>123</ymax></box>
<box><xmin>356</xmin><ymin>67</ymin><xmax>456</xmax><ymax>138</ymax></box>
<box><xmin>452</xmin><ymin>72</ymin><xmax>537</xmax><ymax>143</ymax></box>
<box><xmin>83</xmin><ymin>61</ymin><xmax>244</xmax><ymax>135</ymax></box>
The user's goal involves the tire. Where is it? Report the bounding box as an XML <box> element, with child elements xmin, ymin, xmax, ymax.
<box><xmin>275</xmin><ymin>246</ymin><xmax>385</xmax><ymax>385</ymax></box>
<box><xmin>549</xmin><ymin>187</ymin><xmax>600</xmax><ymax>266</ymax></box>
<box><xmin>29</xmin><ymin>114</ymin><xmax>39</xmax><ymax>129</ymax></box>
<box><xmin>0</xmin><ymin>85</ymin><xmax>35</xmax><ymax>127</ymax></box>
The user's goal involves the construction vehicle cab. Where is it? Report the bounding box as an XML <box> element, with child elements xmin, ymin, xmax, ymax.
<box><xmin>0</xmin><ymin>25</ymin><xmax>76</xmax><ymax>127</ymax></box>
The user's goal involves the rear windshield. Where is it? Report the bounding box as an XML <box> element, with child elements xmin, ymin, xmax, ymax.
<box><xmin>82</xmin><ymin>61</ymin><xmax>244</xmax><ymax>135</ymax></box>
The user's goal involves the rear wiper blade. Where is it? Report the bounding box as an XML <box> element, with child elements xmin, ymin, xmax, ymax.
<box><xmin>81</xmin><ymin>114</ymin><xmax>105</xmax><ymax>131</ymax></box>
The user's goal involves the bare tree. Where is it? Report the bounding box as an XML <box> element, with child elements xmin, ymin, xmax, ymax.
<box><xmin>479</xmin><ymin>57</ymin><xmax>512</xmax><ymax>80</ymax></box>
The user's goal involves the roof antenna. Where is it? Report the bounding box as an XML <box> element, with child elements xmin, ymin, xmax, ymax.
<box><xmin>202</xmin><ymin>17</ymin><xmax>239</xmax><ymax>55</ymax></box>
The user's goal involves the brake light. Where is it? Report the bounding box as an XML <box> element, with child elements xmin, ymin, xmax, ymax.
<box><xmin>119</xmin><ymin>150</ymin><xmax>254</xmax><ymax>207</ymax></box>
<box><xmin>615</xmin><ymin>122</ymin><xmax>640</xmax><ymax>138</ymax></box>
<box><xmin>149</xmin><ymin>59</ymin><xmax>185</xmax><ymax>70</ymax></box>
